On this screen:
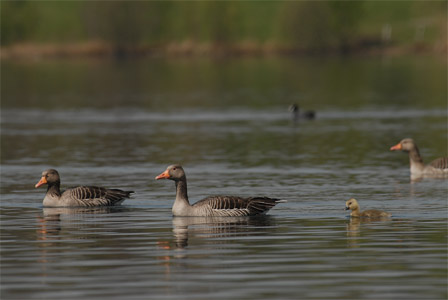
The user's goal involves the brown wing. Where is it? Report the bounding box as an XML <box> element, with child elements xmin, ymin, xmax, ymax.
<box><xmin>63</xmin><ymin>186</ymin><xmax>133</xmax><ymax>207</ymax></box>
<box><xmin>246</xmin><ymin>197</ymin><xmax>282</xmax><ymax>215</ymax></box>
<box><xmin>429</xmin><ymin>157</ymin><xmax>448</xmax><ymax>170</ymax></box>
<box><xmin>193</xmin><ymin>196</ymin><xmax>282</xmax><ymax>216</ymax></box>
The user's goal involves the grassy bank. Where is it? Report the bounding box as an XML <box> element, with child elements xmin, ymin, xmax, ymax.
<box><xmin>1</xmin><ymin>1</ymin><xmax>446</xmax><ymax>59</ymax></box>
<box><xmin>1</xmin><ymin>39</ymin><xmax>446</xmax><ymax>60</ymax></box>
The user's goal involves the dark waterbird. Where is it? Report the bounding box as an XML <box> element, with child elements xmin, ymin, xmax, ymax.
<box><xmin>288</xmin><ymin>103</ymin><xmax>316</xmax><ymax>122</ymax></box>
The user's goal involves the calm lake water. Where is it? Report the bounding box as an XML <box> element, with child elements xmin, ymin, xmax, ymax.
<box><xmin>1</xmin><ymin>55</ymin><xmax>447</xmax><ymax>300</ymax></box>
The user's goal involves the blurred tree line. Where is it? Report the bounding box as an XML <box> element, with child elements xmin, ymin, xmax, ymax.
<box><xmin>1</xmin><ymin>1</ymin><xmax>446</xmax><ymax>55</ymax></box>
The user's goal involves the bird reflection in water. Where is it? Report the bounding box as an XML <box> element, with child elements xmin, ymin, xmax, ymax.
<box><xmin>38</xmin><ymin>207</ymin><xmax>126</xmax><ymax>237</ymax></box>
<box><xmin>172</xmin><ymin>215</ymin><xmax>275</xmax><ymax>249</ymax></box>
<box><xmin>36</xmin><ymin>206</ymin><xmax>125</xmax><ymax>282</ymax></box>
<box><xmin>155</xmin><ymin>215</ymin><xmax>276</xmax><ymax>279</ymax></box>
<box><xmin>345</xmin><ymin>216</ymin><xmax>392</xmax><ymax>248</ymax></box>
<box><xmin>156</xmin><ymin>216</ymin><xmax>276</xmax><ymax>261</ymax></box>
<box><xmin>36</xmin><ymin>207</ymin><xmax>127</xmax><ymax>263</ymax></box>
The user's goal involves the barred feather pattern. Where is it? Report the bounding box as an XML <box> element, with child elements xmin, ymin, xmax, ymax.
<box><xmin>60</xmin><ymin>186</ymin><xmax>133</xmax><ymax>207</ymax></box>
<box><xmin>429</xmin><ymin>157</ymin><xmax>448</xmax><ymax>170</ymax></box>
<box><xmin>192</xmin><ymin>196</ymin><xmax>283</xmax><ymax>217</ymax></box>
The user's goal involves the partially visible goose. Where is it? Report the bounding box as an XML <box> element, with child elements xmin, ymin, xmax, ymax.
<box><xmin>390</xmin><ymin>138</ymin><xmax>448</xmax><ymax>177</ymax></box>
<box><xmin>345</xmin><ymin>198</ymin><xmax>391</xmax><ymax>218</ymax></box>
<box><xmin>155</xmin><ymin>164</ymin><xmax>285</xmax><ymax>217</ymax></box>
<box><xmin>35</xmin><ymin>169</ymin><xmax>133</xmax><ymax>207</ymax></box>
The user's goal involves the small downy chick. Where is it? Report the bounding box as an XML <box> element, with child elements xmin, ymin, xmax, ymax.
<box><xmin>345</xmin><ymin>198</ymin><xmax>391</xmax><ymax>218</ymax></box>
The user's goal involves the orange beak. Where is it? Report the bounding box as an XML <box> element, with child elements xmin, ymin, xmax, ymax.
<box><xmin>35</xmin><ymin>176</ymin><xmax>47</xmax><ymax>188</ymax></box>
<box><xmin>155</xmin><ymin>170</ymin><xmax>170</xmax><ymax>180</ymax></box>
<box><xmin>390</xmin><ymin>143</ymin><xmax>402</xmax><ymax>151</ymax></box>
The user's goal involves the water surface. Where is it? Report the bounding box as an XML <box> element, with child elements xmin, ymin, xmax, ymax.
<box><xmin>1</xmin><ymin>56</ymin><xmax>447</xmax><ymax>299</ymax></box>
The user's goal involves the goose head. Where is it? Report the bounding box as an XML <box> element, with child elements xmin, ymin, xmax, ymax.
<box><xmin>390</xmin><ymin>138</ymin><xmax>416</xmax><ymax>152</ymax></box>
<box><xmin>155</xmin><ymin>164</ymin><xmax>186</xmax><ymax>181</ymax></box>
<box><xmin>345</xmin><ymin>198</ymin><xmax>359</xmax><ymax>211</ymax></box>
<box><xmin>35</xmin><ymin>169</ymin><xmax>60</xmax><ymax>188</ymax></box>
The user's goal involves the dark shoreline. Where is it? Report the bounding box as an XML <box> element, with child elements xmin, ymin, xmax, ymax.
<box><xmin>1</xmin><ymin>40</ymin><xmax>447</xmax><ymax>60</ymax></box>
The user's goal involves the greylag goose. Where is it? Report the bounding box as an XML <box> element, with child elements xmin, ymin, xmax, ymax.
<box><xmin>155</xmin><ymin>164</ymin><xmax>285</xmax><ymax>217</ymax></box>
<box><xmin>35</xmin><ymin>169</ymin><xmax>133</xmax><ymax>207</ymax></box>
<box><xmin>288</xmin><ymin>103</ymin><xmax>315</xmax><ymax>122</ymax></box>
<box><xmin>345</xmin><ymin>198</ymin><xmax>391</xmax><ymax>218</ymax></box>
<box><xmin>390</xmin><ymin>138</ymin><xmax>448</xmax><ymax>177</ymax></box>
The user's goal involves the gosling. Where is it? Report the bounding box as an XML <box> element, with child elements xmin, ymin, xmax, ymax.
<box><xmin>345</xmin><ymin>198</ymin><xmax>391</xmax><ymax>218</ymax></box>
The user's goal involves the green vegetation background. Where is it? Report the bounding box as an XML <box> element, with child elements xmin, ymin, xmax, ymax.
<box><xmin>1</xmin><ymin>1</ymin><xmax>446</xmax><ymax>54</ymax></box>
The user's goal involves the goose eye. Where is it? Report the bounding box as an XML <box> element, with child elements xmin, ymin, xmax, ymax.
<box><xmin>173</xmin><ymin>167</ymin><xmax>176</xmax><ymax>170</ymax></box>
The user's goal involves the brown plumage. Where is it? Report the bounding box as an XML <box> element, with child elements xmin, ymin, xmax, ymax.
<box><xmin>345</xmin><ymin>198</ymin><xmax>391</xmax><ymax>218</ymax></box>
<box><xmin>194</xmin><ymin>196</ymin><xmax>281</xmax><ymax>216</ymax></box>
<box><xmin>390</xmin><ymin>138</ymin><xmax>448</xmax><ymax>177</ymax></box>
<box><xmin>35</xmin><ymin>169</ymin><xmax>133</xmax><ymax>207</ymax></box>
<box><xmin>429</xmin><ymin>157</ymin><xmax>448</xmax><ymax>169</ymax></box>
<box><xmin>155</xmin><ymin>164</ymin><xmax>285</xmax><ymax>217</ymax></box>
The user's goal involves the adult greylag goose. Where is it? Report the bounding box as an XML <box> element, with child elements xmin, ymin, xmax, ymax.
<box><xmin>35</xmin><ymin>169</ymin><xmax>133</xmax><ymax>207</ymax></box>
<box><xmin>390</xmin><ymin>138</ymin><xmax>448</xmax><ymax>177</ymax></box>
<box><xmin>155</xmin><ymin>164</ymin><xmax>285</xmax><ymax>217</ymax></box>
<box><xmin>345</xmin><ymin>198</ymin><xmax>391</xmax><ymax>218</ymax></box>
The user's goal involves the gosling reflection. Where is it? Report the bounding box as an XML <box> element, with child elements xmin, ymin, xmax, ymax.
<box><xmin>346</xmin><ymin>217</ymin><xmax>367</xmax><ymax>239</ymax></box>
<box><xmin>346</xmin><ymin>215</ymin><xmax>392</xmax><ymax>234</ymax></box>
<box><xmin>345</xmin><ymin>216</ymin><xmax>392</xmax><ymax>248</ymax></box>
<box><xmin>172</xmin><ymin>216</ymin><xmax>275</xmax><ymax>250</ymax></box>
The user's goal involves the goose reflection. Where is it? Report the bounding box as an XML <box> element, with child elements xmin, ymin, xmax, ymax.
<box><xmin>171</xmin><ymin>216</ymin><xmax>275</xmax><ymax>250</ymax></box>
<box><xmin>409</xmin><ymin>173</ymin><xmax>448</xmax><ymax>183</ymax></box>
<box><xmin>36</xmin><ymin>206</ymin><xmax>129</xmax><ymax>280</ymax></box>
<box><xmin>38</xmin><ymin>206</ymin><xmax>128</xmax><ymax>240</ymax></box>
<box><xmin>42</xmin><ymin>206</ymin><xmax>126</xmax><ymax>217</ymax></box>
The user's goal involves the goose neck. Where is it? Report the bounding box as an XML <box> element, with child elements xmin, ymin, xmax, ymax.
<box><xmin>408</xmin><ymin>146</ymin><xmax>425</xmax><ymax>171</ymax></box>
<box><xmin>409</xmin><ymin>146</ymin><xmax>423</xmax><ymax>163</ymax></box>
<box><xmin>47</xmin><ymin>182</ymin><xmax>61</xmax><ymax>197</ymax></box>
<box><xmin>175</xmin><ymin>179</ymin><xmax>190</xmax><ymax>205</ymax></box>
<box><xmin>350</xmin><ymin>207</ymin><xmax>361</xmax><ymax>217</ymax></box>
